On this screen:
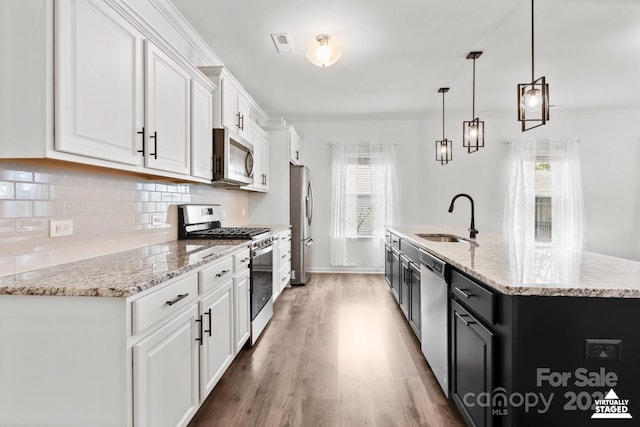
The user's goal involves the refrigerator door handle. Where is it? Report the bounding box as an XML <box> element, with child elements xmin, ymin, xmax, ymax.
<box><xmin>307</xmin><ymin>181</ymin><xmax>314</xmax><ymax>226</ymax></box>
<box><xmin>305</xmin><ymin>238</ymin><xmax>314</xmax><ymax>247</ymax></box>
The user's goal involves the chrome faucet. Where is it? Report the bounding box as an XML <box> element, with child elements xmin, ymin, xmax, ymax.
<box><xmin>448</xmin><ymin>193</ymin><xmax>478</xmax><ymax>239</ymax></box>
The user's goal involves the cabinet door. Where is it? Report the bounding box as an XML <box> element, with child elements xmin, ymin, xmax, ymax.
<box><xmin>390</xmin><ymin>249</ymin><xmax>400</xmax><ymax>302</ymax></box>
<box><xmin>384</xmin><ymin>244</ymin><xmax>392</xmax><ymax>288</ymax></box>
<box><xmin>289</xmin><ymin>127</ymin><xmax>301</xmax><ymax>165</ymax></box>
<box><xmin>133</xmin><ymin>305</ymin><xmax>199</xmax><ymax>427</ymax></box>
<box><xmin>237</xmin><ymin>93</ymin><xmax>250</xmax><ymax>139</ymax></box>
<box><xmin>234</xmin><ymin>269</ymin><xmax>251</xmax><ymax>352</ymax></box>
<box><xmin>399</xmin><ymin>256</ymin><xmax>410</xmax><ymax>319</ymax></box>
<box><xmin>451</xmin><ymin>300</ymin><xmax>495</xmax><ymax>427</ymax></box>
<box><xmin>261</xmin><ymin>136</ymin><xmax>270</xmax><ymax>191</ymax></box>
<box><xmin>221</xmin><ymin>79</ymin><xmax>239</xmax><ymax>131</ymax></box>
<box><xmin>191</xmin><ymin>80</ymin><xmax>213</xmax><ymax>179</ymax></box>
<box><xmin>56</xmin><ymin>0</ymin><xmax>144</xmax><ymax>165</ymax></box>
<box><xmin>409</xmin><ymin>263</ymin><xmax>421</xmax><ymax>338</ymax></box>
<box><xmin>199</xmin><ymin>280</ymin><xmax>234</xmax><ymax>399</ymax></box>
<box><xmin>145</xmin><ymin>41</ymin><xmax>191</xmax><ymax>175</ymax></box>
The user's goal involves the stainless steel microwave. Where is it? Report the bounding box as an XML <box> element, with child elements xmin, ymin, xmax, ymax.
<box><xmin>212</xmin><ymin>128</ymin><xmax>254</xmax><ymax>187</ymax></box>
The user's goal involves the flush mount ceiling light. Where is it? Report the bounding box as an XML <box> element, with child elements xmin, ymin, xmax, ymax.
<box><xmin>517</xmin><ymin>0</ymin><xmax>550</xmax><ymax>131</ymax></box>
<box><xmin>305</xmin><ymin>34</ymin><xmax>342</xmax><ymax>67</ymax></box>
<box><xmin>463</xmin><ymin>51</ymin><xmax>484</xmax><ymax>153</ymax></box>
<box><xmin>435</xmin><ymin>88</ymin><xmax>452</xmax><ymax>165</ymax></box>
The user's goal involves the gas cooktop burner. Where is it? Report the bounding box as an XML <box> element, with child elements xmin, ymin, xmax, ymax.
<box><xmin>189</xmin><ymin>227</ymin><xmax>271</xmax><ymax>240</ymax></box>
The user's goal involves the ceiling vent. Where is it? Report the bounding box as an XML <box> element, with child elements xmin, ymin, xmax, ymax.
<box><xmin>271</xmin><ymin>33</ymin><xmax>294</xmax><ymax>54</ymax></box>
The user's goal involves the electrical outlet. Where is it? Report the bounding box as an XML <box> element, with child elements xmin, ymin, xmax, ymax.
<box><xmin>150</xmin><ymin>214</ymin><xmax>163</xmax><ymax>226</ymax></box>
<box><xmin>241</xmin><ymin>209</ymin><xmax>246</xmax><ymax>217</ymax></box>
<box><xmin>586</xmin><ymin>339</ymin><xmax>622</xmax><ymax>361</ymax></box>
<box><xmin>50</xmin><ymin>220</ymin><xmax>73</xmax><ymax>237</ymax></box>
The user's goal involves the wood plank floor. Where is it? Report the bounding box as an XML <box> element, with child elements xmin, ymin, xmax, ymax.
<box><xmin>188</xmin><ymin>273</ymin><xmax>465</xmax><ymax>427</ymax></box>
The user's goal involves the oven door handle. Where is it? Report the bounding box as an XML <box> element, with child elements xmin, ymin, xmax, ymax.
<box><xmin>252</xmin><ymin>244</ymin><xmax>273</xmax><ymax>258</ymax></box>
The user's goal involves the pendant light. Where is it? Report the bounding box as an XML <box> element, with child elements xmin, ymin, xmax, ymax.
<box><xmin>517</xmin><ymin>0</ymin><xmax>549</xmax><ymax>131</ymax></box>
<box><xmin>305</xmin><ymin>34</ymin><xmax>342</xmax><ymax>67</ymax></box>
<box><xmin>435</xmin><ymin>88</ymin><xmax>452</xmax><ymax>165</ymax></box>
<box><xmin>463</xmin><ymin>51</ymin><xmax>484</xmax><ymax>153</ymax></box>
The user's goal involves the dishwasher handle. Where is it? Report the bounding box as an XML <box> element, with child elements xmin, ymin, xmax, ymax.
<box><xmin>419</xmin><ymin>249</ymin><xmax>446</xmax><ymax>280</ymax></box>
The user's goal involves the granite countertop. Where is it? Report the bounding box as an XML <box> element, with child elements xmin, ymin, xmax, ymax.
<box><xmin>387</xmin><ymin>225</ymin><xmax>640</xmax><ymax>298</ymax></box>
<box><xmin>0</xmin><ymin>239</ymin><xmax>250</xmax><ymax>298</ymax></box>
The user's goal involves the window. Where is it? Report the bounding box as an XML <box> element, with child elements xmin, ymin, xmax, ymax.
<box><xmin>534</xmin><ymin>161</ymin><xmax>552</xmax><ymax>242</ymax></box>
<box><xmin>330</xmin><ymin>142</ymin><xmax>397</xmax><ymax>267</ymax></box>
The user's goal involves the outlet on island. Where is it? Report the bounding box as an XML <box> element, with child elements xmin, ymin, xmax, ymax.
<box><xmin>49</xmin><ymin>219</ymin><xmax>73</xmax><ymax>238</ymax></box>
<box><xmin>586</xmin><ymin>339</ymin><xmax>622</xmax><ymax>361</ymax></box>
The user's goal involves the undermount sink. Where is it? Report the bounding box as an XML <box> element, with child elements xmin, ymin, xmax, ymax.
<box><xmin>416</xmin><ymin>233</ymin><xmax>464</xmax><ymax>243</ymax></box>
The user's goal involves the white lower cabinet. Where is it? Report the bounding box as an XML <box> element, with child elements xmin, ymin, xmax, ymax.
<box><xmin>133</xmin><ymin>305</ymin><xmax>200</xmax><ymax>427</ymax></box>
<box><xmin>234</xmin><ymin>268</ymin><xmax>251</xmax><ymax>351</ymax></box>
<box><xmin>199</xmin><ymin>279</ymin><xmax>235</xmax><ymax>399</ymax></box>
<box><xmin>0</xmin><ymin>245</ymin><xmax>254</xmax><ymax>427</ymax></box>
<box><xmin>273</xmin><ymin>229</ymin><xmax>292</xmax><ymax>301</ymax></box>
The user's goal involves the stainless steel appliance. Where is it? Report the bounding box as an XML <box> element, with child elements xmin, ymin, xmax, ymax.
<box><xmin>212</xmin><ymin>128</ymin><xmax>254</xmax><ymax>187</ymax></box>
<box><xmin>289</xmin><ymin>165</ymin><xmax>313</xmax><ymax>285</ymax></box>
<box><xmin>178</xmin><ymin>204</ymin><xmax>274</xmax><ymax>346</ymax></box>
<box><xmin>420</xmin><ymin>249</ymin><xmax>449</xmax><ymax>397</ymax></box>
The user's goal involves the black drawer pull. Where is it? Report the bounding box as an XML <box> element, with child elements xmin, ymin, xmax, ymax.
<box><xmin>240</xmin><ymin>257</ymin><xmax>249</xmax><ymax>263</ymax></box>
<box><xmin>204</xmin><ymin>308</ymin><xmax>212</xmax><ymax>337</ymax></box>
<box><xmin>455</xmin><ymin>287</ymin><xmax>473</xmax><ymax>299</ymax></box>
<box><xmin>149</xmin><ymin>131</ymin><xmax>158</xmax><ymax>159</ymax></box>
<box><xmin>137</xmin><ymin>127</ymin><xmax>145</xmax><ymax>156</ymax></box>
<box><xmin>215</xmin><ymin>269</ymin><xmax>230</xmax><ymax>278</ymax></box>
<box><xmin>165</xmin><ymin>293</ymin><xmax>189</xmax><ymax>306</ymax></box>
<box><xmin>195</xmin><ymin>314</ymin><xmax>203</xmax><ymax>345</ymax></box>
<box><xmin>455</xmin><ymin>311</ymin><xmax>475</xmax><ymax>326</ymax></box>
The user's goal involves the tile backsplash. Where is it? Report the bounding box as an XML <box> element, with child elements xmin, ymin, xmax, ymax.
<box><xmin>0</xmin><ymin>161</ymin><xmax>248</xmax><ymax>277</ymax></box>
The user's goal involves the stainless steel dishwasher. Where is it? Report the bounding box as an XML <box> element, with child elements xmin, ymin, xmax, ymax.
<box><xmin>420</xmin><ymin>249</ymin><xmax>449</xmax><ymax>397</ymax></box>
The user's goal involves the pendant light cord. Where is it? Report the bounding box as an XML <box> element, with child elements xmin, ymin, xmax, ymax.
<box><xmin>472</xmin><ymin>58</ymin><xmax>476</xmax><ymax>119</ymax></box>
<box><xmin>531</xmin><ymin>0</ymin><xmax>535</xmax><ymax>82</ymax></box>
<box><xmin>442</xmin><ymin>91</ymin><xmax>446</xmax><ymax>140</ymax></box>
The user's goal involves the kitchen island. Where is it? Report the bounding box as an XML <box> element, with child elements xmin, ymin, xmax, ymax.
<box><xmin>386</xmin><ymin>225</ymin><xmax>640</xmax><ymax>427</ymax></box>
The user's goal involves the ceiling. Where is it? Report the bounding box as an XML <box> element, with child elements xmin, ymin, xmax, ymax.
<box><xmin>172</xmin><ymin>0</ymin><xmax>640</xmax><ymax>119</ymax></box>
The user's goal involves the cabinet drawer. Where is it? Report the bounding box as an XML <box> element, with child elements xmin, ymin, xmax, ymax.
<box><xmin>233</xmin><ymin>248</ymin><xmax>250</xmax><ymax>273</ymax></box>
<box><xmin>132</xmin><ymin>274</ymin><xmax>198</xmax><ymax>335</ymax></box>
<box><xmin>451</xmin><ymin>270</ymin><xmax>496</xmax><ymax>325</ymax></box>
<box><xmin>279</xmin><ymin>260</ymin><xmax>291</xmax><ymax>286</ymax></box>
<box><xmin>389</xmin><ymin>233</ymin><xmax>400</xmax><ymax>249</ymax></box>
<box><xmin>399</xmin><ymin>239</ymin><xmax>420</xmax><ymax>265</ymax></box>
<box><xmin>199</xmin><ymin>257</ymin><xmax>234</xmax><ymax>295</ymax></box>
<box><xmin>279</xmin><ymin>242</ymin><xmax>291</xmax><ymax>263</ymax></box>
<box><xmin>277</xmin><ymin>229</ymin><xmax>292</xmax><ymax>243</ymax></box>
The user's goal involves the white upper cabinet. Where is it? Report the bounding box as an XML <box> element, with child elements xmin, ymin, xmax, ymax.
<box><xmin>244</xmin><ymin>122</ymin><xmax>270</xmax><ymax>192</ymax></box>
<box><xmin>55</xmin><ymin>0</ymin><xmax>144</xmax><ymax>166</ymax></box>
<box><xmin>144</xmin><ymin>41</ymin><xmax>191</xmax><ymax>175</ymax></box>
<box><xmin>191</xmin><ymin>79</ymin><xmax>214</xmax><ymax>180</ymax></box>
<box><xmin>220</xmin><ymin>77</ymin><xmax>250</xmax><ymax>140</ymax></box>
<box><xmin>289</xmin><ymin>127</ymin><xmax>302</xmax><ymax>165</ymax></box>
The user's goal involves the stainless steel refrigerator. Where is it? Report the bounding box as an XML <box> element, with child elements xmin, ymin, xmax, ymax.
<box><xmin>290</xmin><ymin>165</ymin><xmax>313</xmax><ymax>285</ymax></box>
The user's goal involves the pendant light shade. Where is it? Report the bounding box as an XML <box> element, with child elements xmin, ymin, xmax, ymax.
<box><xmin>435</xmin><ymin>88</ymin><xmax>452</xmax><ymax>165</ymax></box>
<box><xmin>517</xmin><ymin>0</ymin><xmax>550</xmax><ymax>131</ymax></box>
<box><xmin>463</xmin><ymin>51</ymin><xmax>484</xmax><ymax>153</ymax></box>
<box><xmin>306</xmin><ymin>34</ymin><xmax>342</xmax><ymax>67</ymax></box>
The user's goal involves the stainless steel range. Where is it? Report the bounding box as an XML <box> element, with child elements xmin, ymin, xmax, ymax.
<box><xmin>178</xmin><ymin>204</ymin><xmax>274</xmax><ymax>346</ymax></box>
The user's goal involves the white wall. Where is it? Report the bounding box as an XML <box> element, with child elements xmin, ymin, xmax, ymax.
<box><xmin>291</xmin><ymin>109</ymin><xmax>640</xmax><ymax>272</ymax></box>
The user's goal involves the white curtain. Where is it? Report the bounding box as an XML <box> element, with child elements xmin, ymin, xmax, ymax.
<box><xmin>504</xmin><ymin>138</ymin><xmax>584</xmax><ymax>285</ymax></box>
<box><xmin>330</xmin><ymin>142</ymin><xmax>397</xmax><ymax>267</ymax></box>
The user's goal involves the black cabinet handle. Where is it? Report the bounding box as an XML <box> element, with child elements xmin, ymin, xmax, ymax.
<box><xmin>195</xmin><ymin>314</ymin><xmax>203</xmax><ymax>345</ymax></box>
<box><xmin>215</xmin><ymin>269</ymin><xmax>230</xmax><ymax>278</ymax></box>
<box><xmin>165</xmin><ymin>293</ymin><xmax>189</xmax><ymax>306</ymax></box>
<box><xmin>296</xmin><ymin>150</ymin><xmax>299</xmax><ymax>160</ymax></box>
<box><xmin>240</xmin><ymin>257</ymin><xmax>249</xmax><ymax>263</ymax></box>
<box><xmin>455</xmin><ymin>287</ymin><xmax>473</xmax><ymax>299</ymax></box>
<box><xmin>240</xmin><ymin>114</ymin><xmax>244</xmax><ymax>130</ymax></box>
<box><xmin>137</xmin><ymin>127</ymin><xmax>145</xmax><ymax>156</ymax></box>
<box><xmin>204</xmin><ymin>308</ymin><xmax>212</xmax><ymax>337</ymax></box>
<box><xmin>455</xmin><ymin>311</ymin><xmax>469</xmax><ymax>326</ymax></box>
<box><xmin>149</xmin><ymin>131</ymin><xmax>158</xmax><ymax>159</ymax></box>
<box><xmin>236</xmin><ymin>112</ymin><xmax>242</xmax><ymax>129</ymax></box>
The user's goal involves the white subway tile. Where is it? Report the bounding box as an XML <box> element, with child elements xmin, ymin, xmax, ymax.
<box><xmin>0</xmin><ymin>256</ymin><xmax>16</xmax><ymax>277</ymax></box>
<box><xmin>0</xmin><ymin>181</ymin><xmax>15</xmax><ymax>199</ymax></box>
<box><xmin>15</xmin><ymin>182</ymin><xmax>49</xmax><ymax>200</ymax></box>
